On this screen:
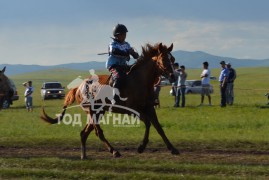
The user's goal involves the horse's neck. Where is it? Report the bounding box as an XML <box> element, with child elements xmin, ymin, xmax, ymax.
<box><xmin>129</xmin><ymin>59</ymin><xmax>158</xmax><ymax>87</ymax></box>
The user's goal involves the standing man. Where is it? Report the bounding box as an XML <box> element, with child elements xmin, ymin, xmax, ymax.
<box><xmin>24</xmin><ymin>81</ymin><xmax>34</xmax><ymax>112</ymax></box>
<box><xmin>219</xmin><ymin>61</ymin><xmax>228</xmax><ymax>107</ymax></box>
<box><xmin>172</xmin><ymin>63</ymin><xmax>180</xmax><ymax>97</ymax></box>
<box><xmin>226</xmin><ymin>62</ymin><xmax>236</xmax><ymax>105</ymax></box>
<box><xmin>200</xmin><ymin>61</ymin><xmax>212</xmax><ymax>106</ymax></box>
<box><xmin>174</xmin><ymin>65</ymin><xmax>187</xmax><ymax>107</ymax></box>
<box><xmin>154</xmin><ymin>76</ymin><xmax>161</xmax><ymax>108</ymax></box>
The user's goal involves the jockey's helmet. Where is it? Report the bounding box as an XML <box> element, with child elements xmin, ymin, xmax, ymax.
<box><xmin>113</xmin><ymin>24</ymin><xmax>128</xmax><ymax>36</ymax></box>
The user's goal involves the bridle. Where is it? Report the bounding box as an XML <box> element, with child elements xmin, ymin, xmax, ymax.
<box><xmin>167</xmin><ymin>52</ymin><xmax>175</xmax><ymax>72</ymax></box>
<box><xmin>156</xmin><ymin>51</ymin><xmax>175</xmax><ymax>77</ymax></box>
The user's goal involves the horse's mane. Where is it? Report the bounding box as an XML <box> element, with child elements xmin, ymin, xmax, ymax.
<box><xmin>140</xmin><ymin>43</ymin><xmax>160</xmax><ymax>60</ymax></box>
<box><xmin>129</xmin><ymin>43</ymin><xmax>162</xmax><ymax>73</ymax></box>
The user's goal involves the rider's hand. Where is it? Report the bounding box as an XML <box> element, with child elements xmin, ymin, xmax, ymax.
<box><xmin>129</xmin><ymin>48</ymin><xmax>139</xmax><ymax>59</ymax></box>
<box><xmin>128</xmin><ymin>48</ymin><xmax>135</xmax><ymax>54</ymax></box>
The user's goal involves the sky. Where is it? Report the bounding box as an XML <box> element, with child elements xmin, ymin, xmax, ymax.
<box><xmin>0</xmin><ymin>0</ymin><xmax>269</xmax><ymax>65</ymax></box>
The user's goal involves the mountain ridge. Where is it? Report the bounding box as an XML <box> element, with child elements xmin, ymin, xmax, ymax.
<box><xmin>1</xmin><ymin>50</ymin><xmax>269</xmax><ymax>76</ymax></box>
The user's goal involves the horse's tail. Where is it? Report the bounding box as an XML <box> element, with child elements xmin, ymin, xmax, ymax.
<box><xmin>41</xmin><ymin>87</ymin><xmax>79</xmax><ymax>124</ymax></box>
<box><xmin>40</xmin><ymin>106</ymin><xmax>66</xmax><ymax>124</ymax></box>
<box><xmin>64</xmin><ymin>87</ymin><xmax>79</xmax><ymax>106</ymax></box>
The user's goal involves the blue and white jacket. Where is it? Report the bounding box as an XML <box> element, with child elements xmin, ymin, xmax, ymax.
<box><xmin>106</xmin><ymin>39</ymin><xmax>137</xmax><ymax>69</ymax></box>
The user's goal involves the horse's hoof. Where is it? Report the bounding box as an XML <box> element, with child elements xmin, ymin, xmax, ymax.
<box><xmin>81</xmin><ymin>156</ymin><xmax>87</xmax><ymax>160</ymax></box>
<box><xmin>171</xmin><ymin>148</ymin><xmax>180</xmax><ymax>155</ymax></box>
<box><xmin>113</xmin><ymin>151</ymin><xmax>121</xmax><ymax>158</ymax></box>
<box><xmin>137</xmin><ymin>145</ymin><xmax>145</xmax><ymax>153</ymax></box>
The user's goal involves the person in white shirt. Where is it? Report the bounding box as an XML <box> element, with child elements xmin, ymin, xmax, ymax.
<box><xmin>200</xmin><ymin>61</ymin><xmax>212</xmax><ymax>106</ymax></box>
<box><xmin>174</xmin><ymin>65</ymin><xmax>187</xmax><ymax>107</ymax></box>
<box><xmin>24</xmin><ymin>81</ymin><xmax>34</xmax><ymax>112</ymax></box>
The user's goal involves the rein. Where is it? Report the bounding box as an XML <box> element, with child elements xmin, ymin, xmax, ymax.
<box><xmin>168</xmin><ymin>52</ymin><xmax>175</xmax><ymax>72</ymax></box>
<box><xmin>155</xmin><ymin>52</ymin><xmax>175</xmax><ymax>75</ymax></box>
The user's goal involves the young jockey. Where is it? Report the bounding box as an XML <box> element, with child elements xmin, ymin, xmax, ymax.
<box><xmin>106</xmin><ymin>24</ymin><xmax>139</xmax><ymax>91</ymax></box>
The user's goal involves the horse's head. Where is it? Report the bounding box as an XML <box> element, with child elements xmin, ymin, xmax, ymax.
<box><xmin>153</xmin><ymin>43</ymin><xmax>176</xmax><ymax>83</ymax></box>
<box><xmin>0</xmin><ymin>67</ymin><xmax>13</xmax><ymax>110</ymax></box>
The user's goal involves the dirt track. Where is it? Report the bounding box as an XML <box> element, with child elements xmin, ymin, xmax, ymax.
<box><xmin>1</xmin><ymin>146</ymin><xmax>269</xmax><ymax>165</ymax></box>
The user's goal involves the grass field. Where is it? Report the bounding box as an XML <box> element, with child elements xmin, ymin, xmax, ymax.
<box><xmin>0</xmin><ymin>67</ymin><xmax>269</xmax><ymax>179</ymax></box>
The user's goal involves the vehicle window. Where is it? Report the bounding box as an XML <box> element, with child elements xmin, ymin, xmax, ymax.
<box><xmin>45</xmin><ymin>83</ymin><xmax>62</xmax><ymax>89</ymax></box>
<box><xmin>186</xmin><ymin>81</ymin><xmax>193</xmax><ymax>86</ymax></box>
<box><xmin>194</xmin><ymin>81</ymin><xmax>201</xmax><ymax>86</ymax></box>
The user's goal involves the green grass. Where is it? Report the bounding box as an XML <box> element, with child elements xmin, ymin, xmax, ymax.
<box><xmin>0</xmin><ymin>67</ymin><xmax>269</xmax><ymax>179</ymax></box>
<box><xmin>1</xmin><ymin>157</ymin><xmax>269</xmax><ymax>179</ymax></box>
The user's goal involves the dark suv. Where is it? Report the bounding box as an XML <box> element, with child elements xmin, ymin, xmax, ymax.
<box><xmin>41</xmin><ymin>82</ymin><xmax>65</xmax><ymax>100</ymax></box>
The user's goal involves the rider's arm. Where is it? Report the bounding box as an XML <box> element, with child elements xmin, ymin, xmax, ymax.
<box><xmin>112</xmin><ymin>48</ymin><xmax>129</xmax><ymax>57</ymax></box>
<box><xmin>129</xmin><ymin>48</ymin><xmax>139</xmax><ymax>59</ymax></box>
<box><xmin>109</xmin><ymin>41</ymin><xmax>129</xmax><ymax>57</ymax></box>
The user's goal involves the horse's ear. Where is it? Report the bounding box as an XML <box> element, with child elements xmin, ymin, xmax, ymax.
<box><xmin>168</xmin><ymin>43</ymin><xmax>173</xmax><ymax>52</ymax></box>
<box><xmin>158</xmin><ymin>43</ymin><xmax>163</xmax><ymax>53</ymax></box>
<box><xmin>1</xmin><ymin>66</ymin><xmax>6</xmax><ymax>73</ymax></box>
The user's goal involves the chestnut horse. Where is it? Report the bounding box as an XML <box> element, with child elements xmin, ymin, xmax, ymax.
<box><xmin>41</xmin><ymin>43</ymin><xmax>179</xmax><ymax>159</ymax></box>
<box><xmin>0</xmin><ymin>67</ymin><xmax>13</xmax><ymax>110</ymax></box>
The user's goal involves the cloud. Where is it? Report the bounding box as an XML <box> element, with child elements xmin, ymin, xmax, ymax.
<box><xmin>1</xmin><ymin>18</ymin><xmax>269</xmax><ymax>66</ymax></box>
<box><xmin>165</xmin><ymin>20</ymin><xmax>269</xmax><ymax>59</ymax></box>
<box><xmin>0</xmin><ymin>24</ymin><xmax>109</xmax><ymax>65</ymax></box>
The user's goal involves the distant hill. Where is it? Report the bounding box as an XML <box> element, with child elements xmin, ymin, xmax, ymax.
<box><xmin>1</xmin><ymin>51</ymin><xmax>269</xmax><ymax>76</ymax></box>
<box><xmin>1</xmin><ymin>61</ymin><xmax>105</xmax><ymax>76</ymax></box>
<box><xmin>173</xmin><ymin>50</ymin><xmax>269</xmax><ymax>68</ymax></box>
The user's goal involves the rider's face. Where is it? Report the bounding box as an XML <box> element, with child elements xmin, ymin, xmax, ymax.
<box><xmin>116</xmin><ymin>33</ymin><xmax>126</xmax><ymax>43</ymax></box>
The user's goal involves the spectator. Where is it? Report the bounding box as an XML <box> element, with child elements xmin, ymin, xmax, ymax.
<box><xmin>174</xmin><ymin>65</ymin><xmax>187</xmax><ymax>107</ymax></box>
<box><xmin>265</xmin><ymin>92</ymin><xmax>269</xmax><ymax>105</ymax></box>
<box><xmin>24</xmin><ymin>81</ymin><xmax>34</xmax><ymax>112</ymax></box>
<box><xmin>219</xmin><ymin>61</ymin><xmax>228</xmax><ymax>107</ymax></box>
<box><xmin>171</xmin><ymin>63</ymin><xmax>180</xmax><ymax>96</ymax></box>
<box><xmin>154</xmin><ymin>76</ymin><xmax>161</xmax><ymax>108</ymax></box>
<box><xmin>226</xmin><ymin>62</ymin><xmax>236</xmax><ymax>105</ymax></box>
<box><xmin>199</xmin><ymin>61</ymin><xmax>212</xmax><ymax>106</ymax></box>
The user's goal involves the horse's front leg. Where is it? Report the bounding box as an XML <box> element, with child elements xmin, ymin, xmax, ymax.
<box><xmin>93</xmin><ymin>113</ymin><xmax>121</xmax><ymax>158</ymax></box>
<box><xmin>80</xmin><ymin>123</ymin><xmax>94</xmax><ymax>160</ymax></box>
<box><xmin>149</xmin><ymin>107</ymin><xmax>180</xmax><ymax>155</ymax></box>
<box><xmin>137</xmin><ymin>115</ymin><xmax>151</xmax><ymax>153</ymax></box>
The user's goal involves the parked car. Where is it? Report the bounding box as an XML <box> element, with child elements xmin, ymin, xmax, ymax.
<box><xmin>160</xmin><ymin>77</ymin><xmax>171</xmax><ymax>86</ymax></box>
<box><xmin>2</xmin><ymin>79</ymin><xmax>19</xmax><ymax>108</ymax></box>
<box><xmin>185</xmin><ymin>80</ymin><xmax>213</xmax><ymax>94</ymax></box>
<box><xmin>210</xmin><ymin>76</ymin><xmax>217</xmax><ymax>80</ymax></box>
<box><xmin>41</xmin><ymin>82</ymin><xmax>65</xmax><ymax>100</ymax></box>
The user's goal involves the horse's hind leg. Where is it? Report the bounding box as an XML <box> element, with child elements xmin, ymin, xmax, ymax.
<box><xmin>94</xmin><ymin>124</ymin><xmax>121</xmax><ymax>157</ymax></box>
<box><xmin>149</xmin><ymin>107</ymin><xmax>180</xmax><ymax>155</ymax></box>
<box><xmin>81</xmin><ymin>123</ymin><xmax>94</xmax><ymax>160</ymax></box>
<box><xmin>137</xmin><ymin>115</ymin><xmax>151</xmax><ymax>153</ymax></box>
